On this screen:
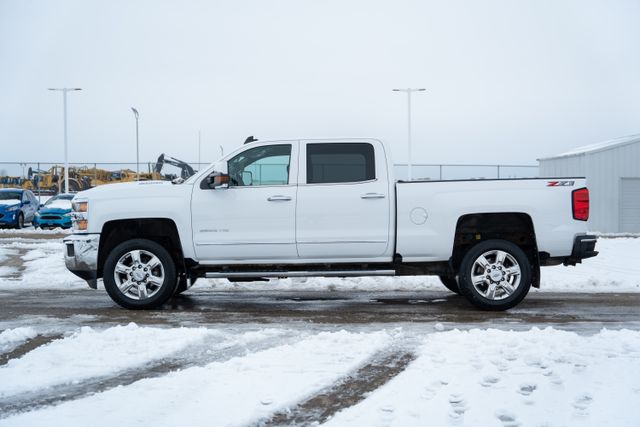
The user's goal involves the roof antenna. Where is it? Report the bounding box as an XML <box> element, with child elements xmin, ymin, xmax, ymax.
<box><xmin>244</xmin><ymin>135</ymin><xmax>258</xmax><ymax>144</ymax></box>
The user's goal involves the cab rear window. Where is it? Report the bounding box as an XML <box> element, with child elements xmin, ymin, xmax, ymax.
<box><xmin>306</xmin><ymin>143</ymin><xmax>375</xmax><ymax>184</ymax></box>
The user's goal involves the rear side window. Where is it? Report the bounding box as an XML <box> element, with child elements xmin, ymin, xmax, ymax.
<box><xmin>306</xmin><ymin>143</ymin><xmax>375</xmax><ymax>184</ymax></box>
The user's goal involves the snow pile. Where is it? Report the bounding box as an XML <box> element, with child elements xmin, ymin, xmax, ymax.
<box><xmin>0</xmin><ymin>323</ymin><xmax>212</xmax><ymax>398</ymax></box>
<box><xmin>0</xmin><ymin>227</ymin><xmax>71</xmax><ymax>235</ymax></box>
<box><xmin>0</xmin><ymin>327</ymin><xmax>37</xmax><ymax>353</ymax></box>
<box><xmin>536</xmin><ymin>237</ymin><xmax>640</xmax><ymax>292</ymax></box>
<box><xmin>3</xmin><ymin>329</ymin><xmax>394</xmax><ymax>427</ymax></box>
<box><xmin>324</xmin><ymin>327</ymin><xmax>640</xmax><ymax>427</ymax></box>
<box><xmin>0</xmin><ymin>240</ymin><xmax>85</xmax><ymax>289</ymax></box>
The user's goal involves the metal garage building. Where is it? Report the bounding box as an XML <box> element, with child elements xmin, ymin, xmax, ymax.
<box><xmin>538</xmin><ymin>134</ymin><xmax>640</xmax><ymax>233</ymax></box>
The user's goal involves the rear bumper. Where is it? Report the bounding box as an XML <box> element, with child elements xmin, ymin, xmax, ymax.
<box><xmin>563</xmin><ymin>234</ymin><xmax>598</xmax><ymax>266</ymax></box>
<box><xmin>63</xmin><ymin>234</ymin><xmax>100</xmax><ymax>289</ymax></box>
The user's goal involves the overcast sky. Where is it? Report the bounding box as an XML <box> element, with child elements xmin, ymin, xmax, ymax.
<box><xmin>1</xmin><ymin>0</ymin><xmax>639</xmax><ymax>168</ymax></box>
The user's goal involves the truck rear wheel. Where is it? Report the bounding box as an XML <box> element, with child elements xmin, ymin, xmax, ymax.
<box><xmin>457</xmin><ymin>239</ymin><xmax>531</xmax><ymax>311</ymax></box>
<box><xmin>103</xmin><ymin>239</ymin><xmax>177</xmax><ymax>309</ymax></box>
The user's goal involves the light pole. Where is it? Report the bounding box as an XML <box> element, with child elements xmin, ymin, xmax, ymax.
<box><xmin>392</xmin><ymin>88</ymin><xmax>425</xmax><ymax>181</ymax></box>
<box><xmin>198</xmin><ymin>130</ymin><xmax>201</xmax><ymax>170</ymax></box>
<box><xmin>131</xmin><ymin>107</ymin><xmax>140</xmax><ymax>180</ymax></box>
<box><xmin>48</xmin><ymin>87</ymin><xmax>82</xmax><ymax>193</ymax></box>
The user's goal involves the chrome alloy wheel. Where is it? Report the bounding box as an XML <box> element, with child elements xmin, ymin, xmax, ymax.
<box><xmin>470</xmin><ymin>249</ymin><xmax>521</xmax><ymax>301</ymax></box>
<box><xmin>113</xmin><ymin>249</ymin><xmax>165</xmax><ymax>300</ymax></box>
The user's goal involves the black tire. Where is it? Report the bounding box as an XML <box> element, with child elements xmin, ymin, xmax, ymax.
<box><xmin>438</xmin><ymin>275</ymin><xmax>460</xmax><ymax>294</ymax></box>
<box><xmin>103</xmin><ymin>239</ymin><xmax>177</xmax><ymax>309</ymax></box>
<box><xmin>457</xmin><ymin>239</ymin><xmax>532</xmax><ymax>311</ymax></box>
<box><xmin>15</xmin><ymin>213</ymin><xmax>24</xmax><ymax>229</ymax></box>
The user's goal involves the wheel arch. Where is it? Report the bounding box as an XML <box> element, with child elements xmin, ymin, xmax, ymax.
<box><xmin>98</xmin><ymin>218</ymin><xmax>184</xmax><ymax>278</ymax></box>
<box><xmin>451</xmin><ymin>212</ymin><xmax>540</xmax><ymax>288</ymax></box>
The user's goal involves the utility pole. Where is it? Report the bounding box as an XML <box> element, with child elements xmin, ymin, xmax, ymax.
<box><xmin>48</xmin><ymin>87</ymin><xmax>82</xmax><ymax>193</ymax></box>
<box><xmin>392</xmin><ymin>88</ymin><xmax>425</xmax><ymax>181</ymax></box>
<box><xmin>131</xmin><ymin>107</ymin><xmax>140</xmax><ymax>180</ymax></box>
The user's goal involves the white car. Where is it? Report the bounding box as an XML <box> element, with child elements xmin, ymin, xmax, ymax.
<box><xmin>64</xmin><ymin>138</ymin><xmax>597</xmax><ymax>310</ymax></box>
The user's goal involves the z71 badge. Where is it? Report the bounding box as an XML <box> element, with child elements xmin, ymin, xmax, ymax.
<box><xmin>547</xmin><ymin>180</ymin><xmax>575</xmax><ymax>187</ymax></box>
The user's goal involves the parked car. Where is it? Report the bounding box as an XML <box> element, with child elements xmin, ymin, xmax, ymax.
<box><xmin>63</xmin><ymin>138</ymin><xmax>597</xmax><ymax>311</ymax></box>
<box><xmin>0</xmin><ymin>188</ymin><xmax>39</xmax><ymax>229</ymax></box>
<box><xmin>33</xmin><ymin>194</ymin><xmax>75</xmax><ymax>229</ymax></box>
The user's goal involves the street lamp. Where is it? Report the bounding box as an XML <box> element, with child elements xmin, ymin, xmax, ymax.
<box><xmin>131</xmin><ymin>107</ymin><xmax>140</xmax><ymax>181</ymax></box>
<box><xmin>392</xmin><ymin>88</ymin><xmax>425</xmax><ymax>181</ymax></box>
<box><xmin>48</xmin><ymin>87</ymin><xmax>82</xmax><ymax>193</ymax></box>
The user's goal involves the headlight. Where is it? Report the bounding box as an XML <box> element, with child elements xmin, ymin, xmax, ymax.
<box><xmin>35</xmin><ymin>212</ymin><xmax>41</xmax><ymax>217</ymax></box>
<box><xmin>6</xmin><ymin>205</ymin><xmax>18</xmax><ymax>212</ymax></box>
<box><xmin>63</xmin><ymin>212</ymin><xmax>72</xmax><ymax>218</ymax></box>
<box><xmin>72</xmin><ymin>200</ymin><xmax>89</xmax><ymax>231</ymax></box>
<box><xmin>72</xmin><ymin>201</ymin><xmax>88</xmax><ymax>212</ymax></box>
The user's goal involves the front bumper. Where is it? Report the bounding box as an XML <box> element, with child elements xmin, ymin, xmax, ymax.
<box><xmin>0</xmin><ymin>211</ymin><xmax>18</xmax><ymax>226</ymax></box>
<box><xmin>564</xmin><ymin>234</ymin><xmax>598</xmax><ymax>266</ymax></box>
<box><xmin>34</xmin><ymin>216</ymin><xmax>72</xmax><ymax>229</ymax></box>
<box><xmin>63</xmin><ymin>234</ymin><xmax>100</xmax><ymax>289</ymax></box>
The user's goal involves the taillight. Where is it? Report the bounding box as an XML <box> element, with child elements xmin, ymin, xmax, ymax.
<box><xmin>572</xmin><ymin>188</ymin><xmax>589</xmax><ymax>221</ymax></box>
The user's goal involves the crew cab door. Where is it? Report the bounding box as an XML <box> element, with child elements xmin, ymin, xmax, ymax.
<box><xmin>296</xmin><ymin>140</ymin><xmax>391</xmax><ymax>259</ymax></box>
<box><xmin>191</xmin><ymin>142</ymin><xmax>298</xmax><ymax>262</ymax></box>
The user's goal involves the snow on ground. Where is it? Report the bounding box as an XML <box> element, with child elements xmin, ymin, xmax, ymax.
<box><xmin>0</xmin><ymin>327</ymin><xmax>37</xmax><ymax>354</ymax></box>
<box><xmin>0</xmin><ymin>227</ymin><xmax>70</xmax><ymax>235</ymax></box>
<box><xmin>0</xmin><ymin>240</ymin><xmax>85</xmax><ymax>289</ymax></box>
<box><xmin>1</xmin><ymin>327</ymin><xmax>638</xmax><ymax>427</ymax></box>
<box><xmin>321</xmin><ymin>328</ymin><xmax>640</xmax><ymax>427</ymax></box>
<box><xmin>0</xmin><ymin>237</ymin><xmax>638</xmax><ymax>292</ymax></box>
<box><xmin>0</xmin><ymin>323</ymin><xmax>217</xmax><ymax>399</ymax></box>
<box><xmin>2</xmin><ymin>328</ymin><xmax>395</xmax><ymax>427</ymax></box>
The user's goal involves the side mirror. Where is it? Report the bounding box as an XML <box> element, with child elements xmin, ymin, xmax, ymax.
<box><xmin>23</xmin><ymin>200</ymin><xmax>31</xmax><ymax>205</ymax></box>
<box><xmin>200</xmin><ymin>171</ymin><xmax>230</xmax><ymax>190</ymax></box>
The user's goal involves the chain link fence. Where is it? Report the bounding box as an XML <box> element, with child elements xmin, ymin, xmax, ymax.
<box><xmin>0</xmin><ymin>161</ymin><xmax>539</xmax><ymax>195</ymax></box>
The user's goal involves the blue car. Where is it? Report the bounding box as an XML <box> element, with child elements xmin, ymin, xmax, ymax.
<box><xmin>33</xmin><ymin>194</ymin><xmax>75</xmax><ymax>229</ymax></box>
<box><xmin>0</xmin><ymin>188</ymin><xmax>39</xmax><ymax>229</ymax></box>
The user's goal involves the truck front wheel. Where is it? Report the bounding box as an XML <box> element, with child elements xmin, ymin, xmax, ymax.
<box><xmin>457</xmin><ymin>239</ymin><xmax>532</xmax><ymax>311</ymax></box>
<box><xmin>103</xmin><ymin>239</ymin><xmax>177</xmax><ymax>309</ymax></box>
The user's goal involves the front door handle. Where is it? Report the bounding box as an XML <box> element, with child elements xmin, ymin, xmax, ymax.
<box><xmin>267</xmin><ymin>195</ymin><xmax>292</xmax><ymax>202</ymax></box>
<box><xmin>361</xmin><ymin>193</ymin><xmax>386</xmax><ymax>199</ymax></box>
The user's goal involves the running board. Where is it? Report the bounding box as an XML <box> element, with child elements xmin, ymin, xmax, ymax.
<box><xmin>205</xmin><ymin>270</ymin><xmax>396</xmax><ymax>279</ymax></box>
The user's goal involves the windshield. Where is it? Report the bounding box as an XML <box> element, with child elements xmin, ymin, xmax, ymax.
<box><xmin>44</xmin><ymin>195</ymin><xmax>73</xmax><ymax>209</ymax></box>
<box><xmin>0</xmin><ymin>192</ymin><xmax>21</xmax><ymax>203</ymax></box>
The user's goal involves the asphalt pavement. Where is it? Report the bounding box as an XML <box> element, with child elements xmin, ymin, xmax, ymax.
<box><xmin>1</xmin><ymin>287</ymin><xmax>638</xmax><ymax>332</ymax></box>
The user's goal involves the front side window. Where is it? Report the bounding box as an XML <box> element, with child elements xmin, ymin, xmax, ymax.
<box><xmin>227</xmin><ymin>144</ymin><xmax>291</xmax><ymax>187</ymax></box>
<box><xmin>307</xmin><ymin>143</ymin><xmax>375</xmax><ymax>184</ymax></box>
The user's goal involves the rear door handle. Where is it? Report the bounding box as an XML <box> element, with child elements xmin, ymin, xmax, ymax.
<box><xmin>361</xmin><ymin>193</ymin><xmax>386</xmax><ymax>199</ymax></box>
<box><xmin>267</xmin><ymin>195</ymin><xmax>292</xmax><ymax>202</ymax></box>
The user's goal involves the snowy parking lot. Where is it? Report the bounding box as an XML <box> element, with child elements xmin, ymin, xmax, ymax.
<box><xmin>0</xmin><ymin>232</ymin><xmax>639</xmax><ymax>426</ymax></box>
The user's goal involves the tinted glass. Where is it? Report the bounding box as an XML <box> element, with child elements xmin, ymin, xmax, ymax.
<box><xmin>307</xmin><ymin>143</ymin><xmax>375</xmax><ymax>184</ymax></box>
<box><xmin>228</xmin><ymin>144</ymin><xmax>291</xmax><ymax>187</ymax></box>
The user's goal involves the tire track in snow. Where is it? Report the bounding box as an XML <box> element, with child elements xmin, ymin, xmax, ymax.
<box><xmin>0</xmin><ymin>334</ymin><xmax>63</xmax><ymax>366</ymax></box>
<box><xmin>0</xmin><ymin>247</ymin><xmax>28</xmax><ymax>279</ymax></box>
<box><xmin>0</xmin><ymin>330</ymin><xmax>296</xmax><ymax>419</ymax></box>
<box><xmin>257</xmin><ymin>347</ymin><xmax>417</xmax><ymax>426</ymax></box>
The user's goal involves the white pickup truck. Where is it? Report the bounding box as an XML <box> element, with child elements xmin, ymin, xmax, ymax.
<box><xmin>63</xmin><ymin>138</ymin><xmax>597</xmax><ymax>310</ymax></box>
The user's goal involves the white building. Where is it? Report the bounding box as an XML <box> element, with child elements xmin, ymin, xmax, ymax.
<box><xmin>538</xmin><ymin>134</ymin><xmax>640</xmax><ymax>233</ymax></box>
